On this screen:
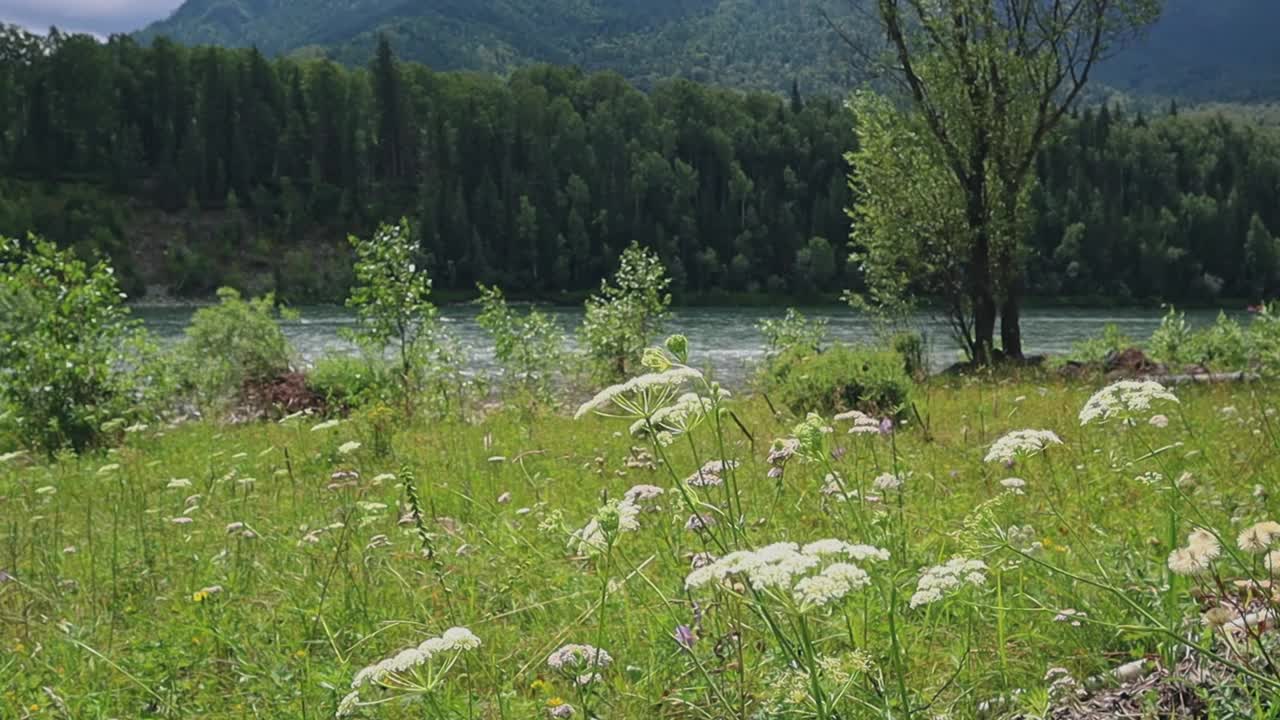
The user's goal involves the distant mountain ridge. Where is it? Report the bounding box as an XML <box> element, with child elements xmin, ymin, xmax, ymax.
<box><xmin>134</xmin><ymin>0</ymin><xmax>1280</xmax><ymax>101</ymax></box>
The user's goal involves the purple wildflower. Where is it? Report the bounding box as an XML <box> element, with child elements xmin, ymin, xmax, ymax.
<box><xmin>673</xmin><ymin>625</ymin><xmax>696</xmax><ymax>651</ymax></box>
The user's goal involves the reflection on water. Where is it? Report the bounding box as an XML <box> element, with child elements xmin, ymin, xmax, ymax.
<box><xmin>133</xmin><ymin>304</ymin><xmax>1242</xmax><ymax>388</ymax></box>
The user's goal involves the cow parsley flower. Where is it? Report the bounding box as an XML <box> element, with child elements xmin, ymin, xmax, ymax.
<box><xmin>570</xmin><ymin>499</ymin><xmax>641</xmax><ymax>555</ymax></box>
<box><xmin>574</xmin><ymin>367</ymin><xmax>704</xmax><ymax>420</ymax></box>
<box><xmin>1078</xmin><ymin>380</ymin><xmax>1179</xmax><ymax>425</ymax></box>
<box><xmin>344</xmin><ymin>625</ymin><xmax>482</xmax><ymax>716</ymax></box>
<box><xmin>910</xmin><ymin>558</ymin><xmax>988</xmax><ymax>608</ymax></box>
<box><xmin>873</xmin><ymin>473</ymin><xmax>903</xmax><ymax>491</ymax></box>
<box><xmin>684</xmin><ymin>538</ymin><xmax>883</xmax><ymax>611</ymax></box>
<box><xmin>984</xmin><ymin>429</ymin><xmax>1063</xmax><ymax>464</ymax></box>
<box><xmin>547</xmin><ymin>644</ymin><xmax>612</xmax><ymax>672</ymax></box>
<box><xmin>835</xmin><ymin>410</ymin><xmax>883</xmax><ymax>435</ymax></box>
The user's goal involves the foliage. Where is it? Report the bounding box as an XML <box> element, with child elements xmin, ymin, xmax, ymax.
<box><xmin>846</xmin><ymin>90</ymin><xmax>975</xmax><ymax>356</ymax></box>
<box><xmin>580</xmin><ymin>243</ymin><xmax>671</xmax><ymax>382</ymax></box>
<box><xmin>1147</xmin><ymin>307</ymin><xmax>1198</xmax><ymax>366</ymax></box>
<box><xmin>855</xmin><ymin>0</ymin><xmax>1160</xmax><ymax>362</ymax></box>
<box><xmin>891</xmin><ymin>331</ymin><xmax>928</xmax><ymax>379</ymax></box>
<box><xmin>6</xmin><ymin>345</ymin><xmax>1280</xmax><ymax>715</ymax></box>
<box><xmin>306</xmin><ymin>353</ymin><xmax>397</xmax><ymax>410</ymax></box>
<box><xmin>0</xmin><ymin>234</ymin><xmax>164</xmax><ymax>452</ymax></box>
<box><xmin>760</xmin><ymin>343</ymin><xmax>913</xmax><ymax>418</ymax></box>
<box><xmin>757</xmin><ymin>308</ymin><xmax>828</xmax><ymax>357</ymax></box>
<box><xmin>475</xmin><ymin>285</ymin><xmax>567</xmax><ymax>405</ymax></box>
<box><xmin>1062</xmin><ymin>323</ymin><xmax>1134</xmax><ymax>365</ymax></box>
<box><xmin>345</xmin><ymin>218</ymin><xmax>465</xmax><ymax>410</ymax></box>
<box><xmin>3</xmin><ymin>28</ymin><xmax>1280</xmax><ymax>306</ymax></box>
<box><xmin>179</xmin><ymin>287</ymin><xmax>296</xmax><ymax>409</ymax></box>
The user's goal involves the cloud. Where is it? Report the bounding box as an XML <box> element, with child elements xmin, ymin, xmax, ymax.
<box><xmin>0</xmin><ymin>0</ymin><xmax>184</xmax><ymax>35</ymax></box>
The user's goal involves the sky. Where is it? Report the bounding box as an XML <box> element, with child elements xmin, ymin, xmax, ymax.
<box><xmin>0</xmin><ymin>0</ymin><xmax>182</xmax><ymax>35</ymax></box>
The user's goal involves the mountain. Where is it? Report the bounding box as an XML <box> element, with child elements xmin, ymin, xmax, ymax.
<box><xmin>134</xmin><ymin>0</ymin><xmax>1280</xmax><ymax>101</ymax></box>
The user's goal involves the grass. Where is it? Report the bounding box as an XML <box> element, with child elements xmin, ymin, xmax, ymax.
<box><xmin>2</xmin><ymin>374</ymin><xmax>1280</xmax><ymax>719</ymax></box>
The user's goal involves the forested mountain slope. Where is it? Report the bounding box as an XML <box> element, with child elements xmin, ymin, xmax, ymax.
<box><xmin>133</xmin><ymin>0</ymin><xmax>1280</xmax><ymax>100</ymax></box>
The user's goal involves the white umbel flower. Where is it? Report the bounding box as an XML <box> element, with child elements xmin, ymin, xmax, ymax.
<box><xmin>1078</xmin><ymin>380</ymin><xmax>1179</xmax><ymax>425</ymax></box>
<box><xmin>910</xmin><ymin>558</ymin><xmax>988</xmax><ymax>608</ymax></box>
<box><xmin>984</xmin><ymin>429</ymin><xmax>1063</xmax><ymax>464</ymax></box>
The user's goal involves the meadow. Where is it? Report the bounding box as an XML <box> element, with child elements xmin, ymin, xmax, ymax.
<box><xmin>3</xmin><ymin>366</ymin><xmax>1279</xmax><ymax>719</ymax></box>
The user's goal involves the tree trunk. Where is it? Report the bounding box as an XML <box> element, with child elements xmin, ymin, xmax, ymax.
<box><xmin>1000</xmin><ymin>291</ymin><xmax>1023</xmax><ymax>360</ymax></box>
<box><xmin>967</xmin><ymin>181</ymin><xmax>997</xmax><ymax>365</ymax></box>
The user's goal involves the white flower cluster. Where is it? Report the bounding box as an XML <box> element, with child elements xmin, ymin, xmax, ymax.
<box><xmin>338</xmin><ymin>627</ymin><xmax>482</xmax><ymax>717</ymax></box>
<box><xmin>622</xmin><ymin>484</ymin><xmax>665</xmax><ymax>505</ymax></box>
<box><xmin>684</xmin><ymin>540</ymin><xmax>887</xmax><ymax>612</ymax></box>
<box><xmin>629</xmin><ymin>392</ymin><xmax>716</xmax><ymax>442</ymax></box>
<box><xmin>574</xmin><ymin>367</ymin><xmax>704</xmax><ymax>420</ymax></box>
<box><xmin>685</xmin><ymin>459</ymin><xmax>739</xmax><ymax>488</ymax></box>
<box><xmin>983</xmin><ymin>429</ymin><xmax>1063</xmax><ymax>464</ymax></box>
<box><xmin>834</xmin><ymin>410</ymin><xmax>882</xmax><ymax>435</ymax></box>
<box><xmin>547</xmin><ymin>643</ymin><xmax>613</xmax><ymax>687</ymax></box>
<box><xmin>1167</xmin><ymin>528</ymin><xmax>1221</xmax><ymax>576</ymax></box>
<box><xmin>909</xmin><ymin>557</ymin><xmax>988</xmax><ymax>608</ymax></box>
<box><xmin>1078</xmin><ymin>380</ymin><xmax>1179</xmax><ymax>426</ymax></box>
<box><xmin>569</xmin><ymin>499</ymin><xmax>641</xmax><ymax>556</ymax></box>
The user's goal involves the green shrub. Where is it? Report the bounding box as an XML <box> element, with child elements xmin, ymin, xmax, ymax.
<box><xmin>1061</xmin><ymin>323</ymin><xmax>1133</xmax><ymax>365</ymax></box>
<box><xmin>890</xmin><ymin>330</ymin><xmax>927</xmax><ymax>379</ymax></box>
<box><xmin>1147</xmin><ymin>307</ymin><xmax>1196</xmax><ymax>366</ymax></box>
<box><xmin>180</xmin><ymin>287</ymin><xmax>296</xmax><ymax>408</ymax></box>
<box><xmin>758</xmin><ymin>308</ymin><xmax>828</xmax><ymax>357</ymax></box>
<box><xmin>0</xmin><ymin>234</ymin><xmax>167</xmax><ymax>452</ymax></box>
<box><xmin>475</xmin><ymin>284</ymin><xmax>567</xmax><ymax>405</ymax></box>
<box><xmin>1194</xmin><ymin>312</ymin><xmax>1250</xmax><ymax>370</ymax></box>
<box><xmin>307</xmin><ymin>354</ymin><xmax>397</xmax><ymax>409</ymax></box>
<box><xmin>580</xmin><ymin>243</ymin><xmax>671</xmax><ymax>382</ymax></box>
<box><xmin>760</xmin><ymin>343</ymin><xmax>913</xmax><ymax>418</ymax></box>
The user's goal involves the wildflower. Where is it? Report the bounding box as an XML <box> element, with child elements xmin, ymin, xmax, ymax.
<box><xmin>835</xmin><ymin>410</ymin><xmax>882</xmax><ymax>435</ymax></box>
<box><xmin>311</xmin><ymin>419</ymin><xmax>341</xmax><ymax>432</ymax></box>
<box><xmin>910</xmin><ymin>558</ymin><xmax>988</xmax><ymax>608</ymax></box>
<box><xmin>1078</xmin><ymin>380</ymin><xmax>1178</xmax><ymax>425</ymax></box>
<box><xmin>497</xmin><ymin>491</ymin><xmax>512</xmax><ymax>504</ymax></box>
<box><xmin>793</xmin><ymin>413</ymin><xmax>834</xmax><ymax>458</ymax></box>
<box><xmin>548</xmin><ymin>702</ymin><xmax>576</xmax><ymax>718</ymax></box>
<box><xmin>1149</xmin><ymin>414</ymin><xmax>1170</xmax><ymax>428</ymax></box>
<box><xmin>685</xmin><ymin>513</ymin><xmax>716</xmax><ymax>532</ymax></box>
<box><xmin>547</xmin><ymin>644</ymin><xmax>612</xmax><ymax>672</ymax></box>
<box><xmin>690</xmin><ymin>552</ymin><xmax>716</xmax><ymax>569</ymax></box>
<box><xmin>570</xmin><ymin>499</ymin><xmax>641</xmax><ymax>555</ymax></box>
<box><xmin>440</xmin><ymin>627</ymin><xmax>482</xmax><ymax>650</ymax></box>
<box><xmin>336</xmin><ymin>691</ymin><xmax>360</xmax><ymax>717</ymax></box>
<box><xmin>983</xmin><ymin>429</ymin><xmax>1063</xmax><ymax>464</ymax></box>
<box><xmin>337</xmin><ymin>441</ymin><xmax>361</xmax><ymax>455</ymax></box>
<box><xmin>1168</xmin><ymin>529</ymin><xmax>1220</xmax><ymax>576</ymax></box>
<box><xmin>873</xmin><ymin>473</ymin><xmax>903</xmax><ymax>491</ymax></box>
<box><xmin>672</xmin><ymin>625</ymin><xmax>696</xmax><ymax>651</ymax></box>
<box><xmin>1000</xmin><ymin>477</ymin><xmax>1027</xmax><ymax>494</ymax></box>
<box><xmin>192</xmin><ymin>585</ymin><xmax>223</xmax><ymax>602</ymax></box>
<box><xmin>170</xmin><ymin>516</ymin><xmax>194</xmax><ymax>525</ymax></box>
<box><xmin>1237</xmin><ymin>521</ymin><xmax>1280</xmax><ymax>554</ymax></box>
<box><xmin>1265</xmin><ymin>550</ymin><xmax>1280</xmax><ymax>577</ymax></box>
<box><xmin>1202</xmin><ymin>606</ymin><xmax>1235</xmax><ymax>629</ymax></box>
<box><xmin>623</xmin><ymin>484</ymin><xmax>664</xmax><ymax>504</ymax></box>
<box><xmin>574</xmin><ymin>367</ymin><xmax>704</xmax><ymax>420</ymax></box>
<box><xmin>166</xmin><ymin>478</ymin><xmax>193</xmax><ymax>489</ymax></box>
<box><xmin>1053</xmin><ymin>609</ymin><xmax>1087</xmax><ymax>627</ymax></box>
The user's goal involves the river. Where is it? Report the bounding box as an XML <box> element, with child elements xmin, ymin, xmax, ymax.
<box><xmin>133</xmin><ymin>305</ymin><xmax>1240</xmax><ymax>387</ymax></box>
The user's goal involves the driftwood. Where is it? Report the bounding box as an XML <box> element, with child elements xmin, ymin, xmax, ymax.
<box><xmin>1148</xmin><ymin>371</ymin><xmax>1261</xmax><ymax>385</ymax></box>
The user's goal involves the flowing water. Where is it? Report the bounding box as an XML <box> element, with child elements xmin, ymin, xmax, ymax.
<box><xmin>134</xmin><ymin>304</ymin><xmax>1241</xmax><ymax>388</ymax></box>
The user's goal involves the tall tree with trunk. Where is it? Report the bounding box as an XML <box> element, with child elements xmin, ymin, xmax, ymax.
<box><xmin>840</xmin><ymin>0</ymin><xmax>1161</xmax><ymax>363</ymax></box>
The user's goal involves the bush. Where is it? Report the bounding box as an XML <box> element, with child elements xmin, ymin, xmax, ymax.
<box><xmin>760</xmin><ymin>343</ymin><xmax>913</xmax><ymax>418</ymax></box>
<box><xmin>307</xmin><ymin>354</ymin><xmax>398</xmax><ymax>409</ymax></box>
<box><xmin>890</xmin><ymin>330</ymin><xmax>927</xmax><ymax>379</ymax></box>
<box><xmin>580</xmin><ymin>243</ymin><xmax>671</xmax><ymax>382</ymax></box>
<box><xmin>475</xmin><ymin>284</ymin><xmax>566</xmax><ymax>405</ymax></box>
<box><xmin>180</xmin><ymin>287</ymin><xmax>296</xmax><ymax>409</ymax></box>
<box><xmin>1060</xmin><ymin>323</ymin><xmax>1133</xmax><ymax>365</ymax></box>
<box><xmin>0</xmin><ymin>234</ymin><xmax>166</xmax><ymax>452</ymax></box>
<box><xmin>346</xmin><ymin>219</ymin><xmax>469</xmax><ymax>414</ymax></box>
<box><xmin>758</xmin><ymin>308</ymin><xmax>828</xmax><ymax>357</ymax></box>
<box><xmin>1147</xmin><ymin>307</ymin><xmax>1196</xmax><ymax>366</ymax></box>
